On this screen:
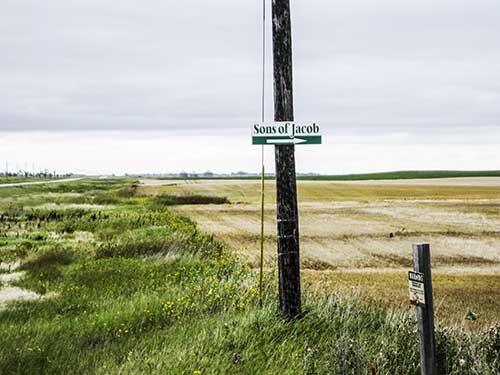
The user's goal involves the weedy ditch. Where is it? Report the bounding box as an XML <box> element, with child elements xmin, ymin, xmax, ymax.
<box><xmin>0</xmin><ymin>179</ymin><xmax>498</xmax><ymax>374</ymax></box>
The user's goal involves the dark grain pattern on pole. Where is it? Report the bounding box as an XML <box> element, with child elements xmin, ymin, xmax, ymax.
<box><xmin>413</xmin><ymin>243</ymin><xmax>437</xmax><ymax>375</ymax></box>
<box><xmin>272</xmin><ymin>0</ymin><xmax>294</xmax><ymax>120</ymax></box>
<box><xmin>271</xmin><ymin>0</ymin><xmax>301</xmax><ymax>318</ymax></box>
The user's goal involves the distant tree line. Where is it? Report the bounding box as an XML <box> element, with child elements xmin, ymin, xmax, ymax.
<box><xmin>0</xmin><ymin>170</ymin><xmax>74</xmax><ymax>179</ymax></box>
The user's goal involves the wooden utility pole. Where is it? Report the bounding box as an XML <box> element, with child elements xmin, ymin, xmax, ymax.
<box><xmin>271</xmin><ymin>0</ymin><xmax>301</xmax><ymax>318</ymax></box>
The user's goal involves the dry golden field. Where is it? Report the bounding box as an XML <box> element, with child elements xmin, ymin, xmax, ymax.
<box><xmin>138</xmin><ymin>178</ymin><xmax>500</xmax><ymax>330</ymax></box>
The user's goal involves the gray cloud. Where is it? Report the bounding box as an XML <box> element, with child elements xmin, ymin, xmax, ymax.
<box><xmin>1</xmin><ymin>0</ymin><xmax>499</xmax><ymax>135</ymax></box>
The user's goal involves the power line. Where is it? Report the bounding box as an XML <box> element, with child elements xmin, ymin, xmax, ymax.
<box><xmin>258</xmin><ymin>0</ymin><xmax>267</xmax><ymax>307</ymax></box>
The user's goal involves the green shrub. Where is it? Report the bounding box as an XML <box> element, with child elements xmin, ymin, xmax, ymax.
<box><xmin>151</xmin><ymin>194</ymin><xmax>230</xmax><ymax>207</ymax></box>
<box><xmin>92</xmin><ymin>192</ymin><xmax>121</xmax><ymax>205</ymax></box>
<box><xmin>29</xmin><ymin>232</ymin><xmax>48</xmax><ymax>241</ymax></box>
<box><xmin>21</xmin><ymin>246</ymin><xmax>75</xmax><ymax>272</ymax></box>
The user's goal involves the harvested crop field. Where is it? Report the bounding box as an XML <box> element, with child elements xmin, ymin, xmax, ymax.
<box><xmin>138</xmin><ymin>177</ymin><xmax>500</xmax><ymax>329</ymax></box>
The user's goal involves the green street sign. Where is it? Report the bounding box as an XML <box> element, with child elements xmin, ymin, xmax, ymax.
<box><xmin>252</xmin><ymin>122</ymin><xmax>322</xmax><ymax>145</ymax></box>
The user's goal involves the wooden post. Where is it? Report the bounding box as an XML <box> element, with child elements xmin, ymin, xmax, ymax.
<box><xmin>271</xmin><ymin>0</ymin><xmax>301</xmax><ymax>318</ymax></box>
<box><xmin>412</xmin><ymin>243</ymin><xmax>437</xmax><ymax>375</ymax></box>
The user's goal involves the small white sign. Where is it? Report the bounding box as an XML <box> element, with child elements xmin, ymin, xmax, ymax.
<box><xmin>408</xmin><ymin>271</ymin><xmax>426</xmax><ymax>305</ymax></box>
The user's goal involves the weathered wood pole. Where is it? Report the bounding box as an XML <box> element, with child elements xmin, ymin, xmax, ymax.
<box><xmin>271</xmin><ymin>0</ymin><xmax>301</xmax><ymax>318</ymax></box>
<box><xmin>412</xmin><ymin>243</ymin><xmax>437</xmax><ymax>375</ymax></box>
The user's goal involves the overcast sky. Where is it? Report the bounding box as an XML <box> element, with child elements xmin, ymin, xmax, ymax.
<box><xmin>1</xmin><ymin>0</ymin><xmax>499</xmax><ymax>174</ymax></box>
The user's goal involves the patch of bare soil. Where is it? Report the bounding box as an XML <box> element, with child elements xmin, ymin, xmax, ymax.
<box><xmin>0</xmin><ymin>271</ymin><xmax>41</xmax><ymax>307</ymax></box>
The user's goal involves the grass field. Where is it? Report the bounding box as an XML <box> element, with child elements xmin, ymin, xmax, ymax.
<box><xmin>298</xmin><ymin>170</ymin><xmax>500</xmax><ymax>181</ymax></box>
<box><xmin>156</xmin><ymin>170</ymin><xmax>500</xmax><ymax>181</ymax></box>
<box><xmin>0</xmin><ymin>178</ymin><xmax>499</xmax><ymax>374</ymax></box>
<box><xmin>137</xmin><ymin>178</ymin><xmax>500</xmax><ymax>330</ymax></box>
